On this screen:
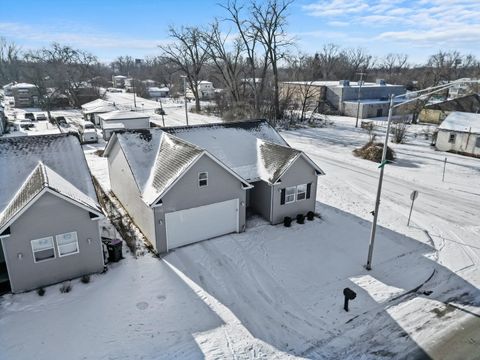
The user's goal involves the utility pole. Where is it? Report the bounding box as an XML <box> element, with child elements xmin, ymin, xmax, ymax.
<box><xmin>355</xmin><ymin>72</ymin><xmax>366</xmax><ymax>128</ymax></box>
<box><xmin>181</xmin><ymin>75</ymin><xmax>189</xmax><ymax>126</ymax></box>
<box><xmin>442</xmin><ymin>157</ymin><xmax>447</xmax><ymax>182</ymax></box>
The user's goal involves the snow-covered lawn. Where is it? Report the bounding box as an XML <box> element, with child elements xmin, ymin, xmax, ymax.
<box><xmin>1</xmin><ymin>115</ymin><xmax>479</xmax><ymax>359</ymax></box>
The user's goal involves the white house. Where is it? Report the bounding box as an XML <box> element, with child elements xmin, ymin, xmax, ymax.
<box><xmin>187</xmin><ymin>81</ymin><xmax>215</xmax><ymax>100</ymax></box>
<box><xmin>436</xmin><ymin>112</ymin><xmax>480</xmax><ymax>156</ymax></box>
<box><xmin>98</xmin><ymin>110</ymin><xmax>150</xmax><ymax>140</ymax></box>
<box><xmin>81</xmin><ymin>99</ymin><xmax>118</xmax><ymax>125</ymax></box>
<box><xmin>148</xmin><ymin>87</ymin><xmax>169</xmax><ymax>99</ymax></box>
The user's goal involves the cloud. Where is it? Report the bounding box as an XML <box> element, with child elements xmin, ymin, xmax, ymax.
<box><xmin>0</xmin><ymin>22</ymin><xmax>168</xmax><ymax>51</ymax></box>
<box><xmin>302</xmin><ymin>0</ymin><xmax>369</xmax><ymax>17</ymax></box>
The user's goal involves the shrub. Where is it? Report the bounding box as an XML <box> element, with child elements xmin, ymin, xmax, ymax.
<box><xmin>60</xmin><ymin>282</ymin><xmax>72</xmax><ymax>293</ymax></box>
<box><xmin>37</xmin><ymin>287</ymin><xmax>45</xmax><ymax>296</ymax></box>
<box><xmin>296</xmin><ymin>214</ymin><xmax>305</xmax><ymax>224</ymax></box>
<box><xmin>353</xmin><ymin>141</ymin><xmax>395</xmax><ymax>163</ymax></box>
<box><xmin>81</xmin><ymin>275</ymin><xmax>91</xmax><ymax>284</ymax></box>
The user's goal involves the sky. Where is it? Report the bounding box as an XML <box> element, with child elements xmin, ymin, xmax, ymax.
<box><xmin>0</xmin><ymin>0</ymin><xmax>479</xmax><ymax>65</ymax></box>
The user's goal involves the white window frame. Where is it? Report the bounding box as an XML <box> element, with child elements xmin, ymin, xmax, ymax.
<box><xmin>198</xmin><ymin>172</ymin><xmax>208</xmax><ymax>187</ymax></box>
<box><xmin>296</xmin><ymin>184</ymin><xmax>307</xmax><ymax>201</ymax></box>
<box><xmin>285</xmin><ymin>186</ymin><xmax>296</xmax><ymax>204</ymax></box>
<box><xmin>56</xmin><ymin>232</ymin><xmax>79</xmax><ymax>257</ymax></box>
<box><xmin>448</xmin><ymin>133</ymin><xmax>456</xmax><ymax>144</ymax></box>
<box><xmin>31</xmin><ymin>236</ymin><xmax>55</xmax><ymax>263</ymax></box>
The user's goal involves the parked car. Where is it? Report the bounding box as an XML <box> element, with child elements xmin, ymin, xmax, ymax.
<box><xmin>79</xmin><ymin>122</ymin><xmax>98</xmax><ymax>143</ymax></box>
<box><xmin>19</xmin><ymin>119</ymin><xmax>34</xmax><ymax>130</ymax></box>
<box><xmin>35</xmin><ymin>113</ymin><xmax>47</xmax><ymax>121</ymax></box>
<box><xmin>24</xmin><ymin>112</ymin><xmax>35</xmax><ymax>121</ymax></box>
<box><xmin>54</xmin><ymin>116</ymin><xmax>69</xmax><ymax>127</ymax></box>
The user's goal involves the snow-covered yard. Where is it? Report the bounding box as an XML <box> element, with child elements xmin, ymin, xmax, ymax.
<box><xmin>1</xmin><ymin>115</ymin><xmax>479</xmax><ymax>359</ymax></box>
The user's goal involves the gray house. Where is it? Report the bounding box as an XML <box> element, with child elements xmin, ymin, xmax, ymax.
<box><xmin>104</xmin><ymin>120</ymin><xmax>324</xmax><ymax>253</ymax></box>
<box><xmin>0</xmin><ymin>134</ymin><xmax>105</xmax><ymax>293</ymax></box>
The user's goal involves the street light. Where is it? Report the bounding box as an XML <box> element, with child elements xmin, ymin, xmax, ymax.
<box><xmin>180</xmin><ymin>75</ymin><xmax>189</xmax><ymax>126</ymax></box>
<box><xmin>365</xmin><ymin>79</ymin><xmax>480</xmax><ymax>270</ymax></box>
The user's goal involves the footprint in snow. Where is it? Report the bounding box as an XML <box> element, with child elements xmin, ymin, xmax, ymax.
<box><xmin>157</xmin><ymin>295</ymin><xmax>166</xmax><ymax>302</ymax></box>
<box><xmin>136</xmin><ymin>301</ymin><xmax>149</xmax><ymax>310</ymax></box>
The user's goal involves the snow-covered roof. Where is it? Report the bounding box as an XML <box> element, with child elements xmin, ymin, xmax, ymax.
<box><xmin>113</xmin><ymin>75</ymin><xmax>127</xmax><ymax>79</ymax></box>
<box><xmin>11</xmin><ymin>82</ymin><xmax>36</xmax><ymax>89</ymax></box>
<box><xmin>81</xmin><ymin>98</ymin><xmax>114</xmax><ymax>110</ymax></box>
<box><xmin>0</xmin><ymin>162</ymin><xmax>102</xmax><ymax>232</ymax></box>
<box><xmin>439</xmin><ymin>112</ymin><xmax>480</xmax><ymax>134</ymax></box>
<box><xmin>0</xmin><ymin>134</ymin><xmax>101</xmax><ymax>229</ymax></box>
<box><xmin>283</xmin><ymin>81</ymin><xmax>403</xmax><ymax>88</ymax></box>
<box><xmin>165</xmin><ymin>120</ymin><xmax>324</xmax><ymax>182</ymax></box>
<box><xmin>103</xmin><ymin>122</ymin><xmax>126</xmax><ymax>130</ymax></box>
<box><xmin>148</xmin><ymin>87</ymin><xmax>169</xmax><ymax>92</ymax></box>
<box><xmin>98</xmin><ymin>110</ymin><xmax>150</xmax><ymax>121</ymax></box>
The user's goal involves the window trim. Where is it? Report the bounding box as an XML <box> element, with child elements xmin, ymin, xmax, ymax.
<box><xmin>31</xmin><ymin>236</ymin><xmax>55</xmax><ymax>263</ymax></box>
<box><xmin>56</xmin><ymin>231</ymin><xmax>79</xmax><ymax>258</ymax></box>
<box><xmin>296</xmin><ymin>184</ymin><xmax>307</xmax><ymax>201</ymax></box>
<box><xmin>198</xmin><ymin>171</ymin><xmax>208</xmax><ymax>187</ymax></box>
<box><xmin>285</xmin><ymin>186</ymin><xmax>296</xmax><ymax>204</ymax></box>
<box><xmin>448</xmin><ymin>133</ymin><xmax>456</xmax><ymax>144</ymax></box>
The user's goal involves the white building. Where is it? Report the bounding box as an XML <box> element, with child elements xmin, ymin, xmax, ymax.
<box><xmin>436</xmin><ymin>112</ymin><xmax>480</xmax><ymax>156</ymax></box>
<box><xmin>186</xmin><ymin>81</ymin><xmax>215</xmax><ymax>100</ymax></box>
<box><xmin>148</xmin><ymin>87</ymin><xmax>169</xmax><ymax>99</ymax></box>
<box><xmin>98</xmin><ymin>110</ymin><xmax>150</xmax><ymax>140</ymax></box>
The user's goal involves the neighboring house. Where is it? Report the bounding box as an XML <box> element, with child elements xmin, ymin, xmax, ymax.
<box><xmin>281</xmin><ymin>80</ymin><xmax>406</xmax><ymax>119</ymax></box>
<box><xmin>112</xmin><ymin>75</ymin><xmax>127</xmax><ymax>89</ymax></box>
<box><xmin>419</xmin><ymin>94</ymin><xmax>480</xmax><ymax>124</ymax></box>
<box><xmin>142</xmin><ymin>79</ymin><xmax>157</xmax><ymax>88</ymax></box>
<box><xmin>2</xmin><ymin>82</ymin><xmax>15</xmax><ymax>96</ymax></box>
<box><xmin>436</xmin><ymin>112</ymin><xmax>480</xmax><ymax>156</ymax></box>
<box><xmin>0</xmin><ymin>134</ymin><xmax>105</xmax><ymax>293</ymax></box>
<box><xmin>81</xmin><ymin>98</ymin><xmax>118</xmax><ymax>125</ymax></box>
<box><xmin>0</xmin><ymin>105</ymin><xmax>7</xmax><ymax>134</ymax></box>
<box><xmin>98</xmin><ymin>110</ymin><xmax>150</xmax><ymax>140</ymax></box>
<box><xmin>187</xmin><ymin>81</ymin><xmax>215</xmax><ymax>100</ymax></box>
<box><xmin>148</xmin><ymin>87</ymin><xmax>169</xmax><ymax>99</ymax></box>
<box><xmin>11</xmin><ymin>83</ymin><xmax>39</xmax><ymax>108</ymax></box>
<box><xmin>104</xmin><ymin>120</ymin><xmax>324</xmax><ymax>254</ymax></box>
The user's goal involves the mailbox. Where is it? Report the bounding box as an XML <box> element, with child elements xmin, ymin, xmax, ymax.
<box><xmin>343</xmin><ymin>287</ymin><xmax>357</xmax><ymax>312</ymax></box>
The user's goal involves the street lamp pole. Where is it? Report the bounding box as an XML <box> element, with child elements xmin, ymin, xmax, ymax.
<box><xmin>365</xmin><ymin>79</ymin><xmax>480</xmax><ymax>270</ymax></box>
<box><xmin>181</xmin><ymin>75</ymin><xmax>189</xmax><ymax>126</ymax></box>
<box><xmin>355</xmin><ymin>72</ymin><xmax>366</xmax><ymax>128</ymax></box>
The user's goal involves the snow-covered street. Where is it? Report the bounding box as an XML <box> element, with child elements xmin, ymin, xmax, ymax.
<box><xmin>1</xmin><ymin>115</ymin><xmax>479</xmax><ymax>359</ymax></box>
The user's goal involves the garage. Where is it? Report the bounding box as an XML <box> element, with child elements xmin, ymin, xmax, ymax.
<box><xmin>165</xmin><ymin>199</ymin><xmax>239</xmax><ymax>250</ymax></box>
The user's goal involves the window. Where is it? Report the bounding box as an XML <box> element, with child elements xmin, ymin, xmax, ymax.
<box><xmin>476</xmin><ymin>136</ymin><xmax>480</xmax><ymax>148</ymax></box>
<box><xmin>31</xmin><ymin>237</ymin><xmax>55</xmax><ymax>262</ymax></box>
<box><xmin>285</xmin><ymin>186</ymin><xmax>296</xmax><ymax>203</ymax></box>
<box><xmin>198</xmin><ymin>172</ymin><xmax>208</xmax><ymax>187</ymax></box>
<box><xmin>296</xmin><ymin>184</ymin><xmax>307</xmax><ymax>201</ymax></box>
<box><xmin>56</xmin><ymin>232</ymin><xmax>79</xmax><ymax>257</ymax></box>
<box><xmin>448</xmin><ymin>133</ymin><xmax>456</xmax><ymax>143</ymax></box>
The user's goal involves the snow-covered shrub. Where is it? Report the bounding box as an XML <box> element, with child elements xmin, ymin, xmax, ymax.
<box><xmin>81</xmin><ymin>275</ymin><xmax>90</xmax><ymax>284</ymax></box>
<box><xmin>353</xmin><ymin>141</ymin><xmax>395</xmax><ymax>163</ymax></box>
<box><xmin>37</xmin><ymin>287</ymin><xmax>45</xmax><ymax>296</ymax></box>
<box><xmin>60</xmin><ymin>282</ymin><xmax>72</xmax><ymax>293</ymax></box>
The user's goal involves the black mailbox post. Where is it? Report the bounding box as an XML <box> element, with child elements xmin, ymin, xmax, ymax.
<box><xmin>343</xmin><ymin>287</ymin><xmax>357</xmax><ymax>312</ymax></box>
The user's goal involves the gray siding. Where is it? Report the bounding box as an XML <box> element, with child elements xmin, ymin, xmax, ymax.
<box><xmin>249</xmin><ymin>180</ymin><xmax>272</xmax><ymax>221</ymax></box>
<box><xmin>1</xmin><ymin>192</ymin><xmax>104</xmax><ymax>293</ymax></box>
<box><xmin>154</xmin><ymin>154</ymin><xmax>246</xmax><ymax>253</ymax></box>
<box><xmin>107</xmin><ymin>141</ymin><xmax>156</xmax><ymax>249</ymax></box>
<box><xmin>271</xmin><ymin>156</ymin><xmax>318</xmax><ymax>224</ymax></box>
<box><xmin>436</xmin><ymin>129</ymin><xmax>480</xmax><ymax>156</ymax></box>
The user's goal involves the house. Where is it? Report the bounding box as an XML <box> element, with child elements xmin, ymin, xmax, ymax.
<box><xmin>0</xmin><ymin>105</ymin><xmax>7</xmax><ymax>134</ymax></box>
<box><xmin>148</xmin><ymin>87</ymin><xmax>169</xmax><ymax>99</ymax></box>
<box><xmin>104</xmin><ymin>120</ymin><xmax>324</xmax><ymax>254</ymax></box>
<box><xmin>0</xmin><ymin>134</ymin><xmax>105</xmax><ymax>293</ymax></box>
<box><xmin>112</xmin><ymin>75</ymin><xmax>127</xmax><ymax>89</ymax></box>
<box><xmin>142</xmin><ymin>79</ymin><xmax>157</xmax><ymax>88</ymax></box>
<box><xmin>419</xmin><ymin>94</ymin><xmax>480</xmax><ymax>124</ymax></box>
<box><xmin>2</xmin><ymin>82</ymin><xmax>15</xmax><ymax>96</ymax></box>
<box><xmin>435</xmin><ymin>112</ymin><xmax>480</xmax><ymax>156</ymax></box>
<box><xmin>11</xmin><ymin>83</ymin><xmax>39</xmax><ymax>108</ymax></box>
<box><xmin>98</xmin><ymin>110</ymin><xmax>150</xmax><ymax>140</ymax></box>
<box><xmin>281</xmin><ymin>80</ymin><xmax>406</xmax><ymax>119</ymax></box>
<box><xmin>81</xmin><ymin>98</ymin><xmax>118</xmax><ymax>125</ymax></box>
<box><xmin>187</xmin><ymin>81</ymin><xmax>215</xmax><ymax>100</ymax></box>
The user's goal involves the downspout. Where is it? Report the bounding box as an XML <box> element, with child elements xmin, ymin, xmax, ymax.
<box><xmin>270</xmin><ymin>183</ymin><xmax>275</xmax><ymax>224</ymax></box>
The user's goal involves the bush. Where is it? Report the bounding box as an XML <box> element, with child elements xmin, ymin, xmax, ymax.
<box><xmin>284</xmin><ymin>216</ymin><xmax>292</xmax><ymax>227</ymax></box>
<box><xmin>296</xmin><ymin>214</ymin><xmax>305</xmax><ymax>224</ymax></box>
<box><xmin>307</xmin><ymin>211</ymin><xmax>315</xmax><ymax>221</ymax></box>
<box><xmin>353</xmin><ymin>141</ymin><xmax>395</xmax><ymax>163</ymax></box>
<box><xmin>37</xmin><ymin>287</ymin><xmax>45</xmax><ymax>296</ymax></box>
<box><xmin>81</xmin><ymin>275</ymin><xmax>91</xmax><ymax>284</ymax></box>
<box><xmin>60</xmin><ymin>282</ymin><xmax>72</xmax><ymax>293</ymax></box>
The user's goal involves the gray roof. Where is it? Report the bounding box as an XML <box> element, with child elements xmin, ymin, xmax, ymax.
<box><xmin>439</xmin><ymin>112</ymin><xmax>480</xmax><ymax>133</ymax></box>
<box><xmin>164</xmin><ymin>120</ymin><xmax>321</xmax><ymax>183</ymax></box>
<box><xmin>0</xmin><ymin>134</ymin><xmax>99</xmax><ymax>214</ymax></box>
<box><xmin>0</xmin><ymin>162</ymin><xmax>101</xmax><ymax>232</ymax></box>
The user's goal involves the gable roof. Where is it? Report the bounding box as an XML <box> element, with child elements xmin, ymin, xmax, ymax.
<box><xmin>105</xmin><ymin>130</ymin><xmax>251</xmax><ymax>206</ymax></box>
<box><xmin>0</xmin><ymin>162</ymin><xmax>102</xmax><ymax>233</ymax></box>
<box><xmin>0</xmin><ymin>134</ymin><xmax>99</xmax><ymax>215</ymax></box>
<box><xmin>164</xmin><ymin>120</ymin><xmax>324</xmax><ymax>183</ymax></box>
<box><xmin>439</xmin><ymin>112</ymin><xmax>480</xmax><ymax>134</ymax></box>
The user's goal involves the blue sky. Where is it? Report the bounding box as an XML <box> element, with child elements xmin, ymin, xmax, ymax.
<box><xmin>0</xmin><ymin>0</ymin><xmax>478</xmax><ymax>64</ymax></box>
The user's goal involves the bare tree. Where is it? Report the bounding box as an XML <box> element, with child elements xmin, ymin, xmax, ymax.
<box><xmin>0</xmin><ymin>37</ymin><xmax>20</xmax><ymax>84</ymax></box>
<box><xmin>250</xmin><ymin>0</ymin><xmax>293</xmax><ymax>121</ymax></box>
<box><xmin>159</xmin><ymin>26</ymin><xmax>209</xmax><ymax>112</ymax></box>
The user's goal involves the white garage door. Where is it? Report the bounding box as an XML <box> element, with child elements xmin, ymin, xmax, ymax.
<box><xmin>165</xmin><ymin>199</ymin><xmax>239</xmax><ymax>250</ymax></box>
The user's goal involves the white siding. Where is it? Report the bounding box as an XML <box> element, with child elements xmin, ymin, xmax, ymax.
<box><xmin>436</xmin><ymin>130</ymin><xmax>480</xmax><ymax>156</ymax></box>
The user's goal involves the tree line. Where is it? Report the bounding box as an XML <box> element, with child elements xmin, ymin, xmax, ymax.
<box><xmin>1</xmin><ymin>0</ymin><xmax>479</xmax><ymax>122</ymax></box>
